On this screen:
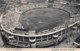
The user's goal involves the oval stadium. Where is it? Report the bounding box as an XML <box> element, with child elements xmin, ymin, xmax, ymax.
<box><xmin>0</xmin><ymin>0</ymin><xmax>80</xmax><ymax>48</ymax></box>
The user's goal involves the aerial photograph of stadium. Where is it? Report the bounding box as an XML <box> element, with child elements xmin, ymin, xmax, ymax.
<box><xmin>0</xmin><ymin>0</ymin><xmax>80</xmax><ymax>48</ymax></box>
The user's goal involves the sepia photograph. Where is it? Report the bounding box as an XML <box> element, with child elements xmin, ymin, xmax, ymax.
<box><xmin>0</xmin><ymin>0</ymin><xmax>80</xmax><ymax>49</ymax></box>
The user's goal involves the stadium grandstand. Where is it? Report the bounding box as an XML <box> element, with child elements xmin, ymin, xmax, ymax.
<box><xmin>0</xmin><ymin>0</ymin><xmax>80</xmax><ymax>48</ymax></box>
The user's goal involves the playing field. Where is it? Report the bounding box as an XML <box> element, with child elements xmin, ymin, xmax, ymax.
<box><xmin>19</xmin><ymin>7</ymin><xmax>70</xmax><ymax>32</ymax></box>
